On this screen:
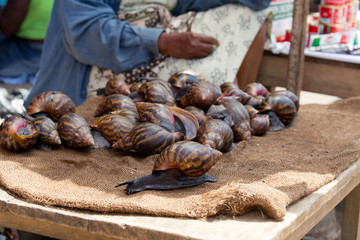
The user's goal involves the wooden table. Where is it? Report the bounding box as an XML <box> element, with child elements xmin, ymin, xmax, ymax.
<box><xmin>0</xmin><ymin>158</ymin><xmax>359</xmax><ymax>240</ymax></box>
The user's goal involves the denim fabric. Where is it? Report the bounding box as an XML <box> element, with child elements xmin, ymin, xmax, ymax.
<box><xmin>0</xmin><ymin>31</ymin><xmax>43</xmax><ymax>77</ymax></box>
<box><xmin>25</xmin><ymin>0</ymin><xmax>271</xmax><ymax>107</ymax></box>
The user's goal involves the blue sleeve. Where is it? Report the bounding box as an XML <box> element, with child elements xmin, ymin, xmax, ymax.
<box><xmin>172</xmin><ymin>0</ymin><xmax>271</xmax><ymax>16</ymax></box>
<box><xmin>57</xmin><ymin>0</ymin><xmax>164</xmax><ymax>72</ymax></box>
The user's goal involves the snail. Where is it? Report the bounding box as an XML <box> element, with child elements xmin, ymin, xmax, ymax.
<box><xmin>26</xmin><ymin>91</ymin><xmax>76</xmax><ymax>121</ymax></box>
<box><xmin>245</xmin><ymin>105</ymin><xmax>259</xmax><ymax>119</ymax></box>
<box><xmin>217</xmin><ymin>98</ymin><xmax>251</xmax><ymax>141</ymax></box>
<box><xmin>116</xmin><ymin>141</ymin><xmax>222</xmax><ymax>194</ymax></box>
<box><xmin>112</xmin><ymin>123</ymin><xmax>184</xmax><ymax>154</ymax></box>
<box><xmin>168</xmin><ymin>69</ymin><xmax>204</xmax><ymax>88</ymax></box>
<box><xmin>217</xmin><ymin>88</ymin><xmax>252</xmax><ymax>105</ymax></box>
<box><xmin>0</xmin><ymin>115</ymin><xmax>39</xmax><ymax>152</ymax></box>
<box><xmin>179</xmin><ymin>79</ymin><xmax>219</xmax><ymax>111</ymax></box>
<box><xmin>91</xmin><ymin>114</ymin><xmax>136</xmax><ymax>144</ymax></box>
<box><xmin>94</xmin><ymin>94</ymin><xmax>137</xmax><ymax>117</ymax></box>
<box><xmin>250</xmin><ymin>115</ymin><xmax>270</xmax><ymax>136</ymax></box>
<box><xmin>219</xmin><ymin>82</ymin><xmax>238</xmax><ymax>93</ymax></box>
<box><xmin>184</xmin><ymin>106</ymin><xmax>211</xmax><ymax>126</ymax></box>
<box><xmin>273</xmin><ymin>89</ymin><xmax>300</xmax><ymax>112</ymax></box>
<box><xmin>136</xmin><ymin>102</ymin><xmax>199</xmax><ymax>140</ymax></box>
<box><xmin>33</xmin><ymin>116</ymin><xmax>62</xmax><ymax>145</ymax></box>
<box><xmin>243</xmin><ymin>82</ymin><xmax>270</xmax><ymax>98</ymax></box>
<box><xmin>109</xmin><ymin>109</ymin><xmax>139</xmax><ymax>125</ymax></box>
<box><xmin>258</xmin><ymin>94</ymin><xmax>297</xmax><ymax>131</ymax></box>
<box><xmin>105</xmin><ymin>78</ymin><xmax>131</xmax><ymax>96</ymax></box>
<box><xmin>196</xmin><ymin>119</ymin><xmax>234</xmax><ymax>153</ymax></box>
<box><xmin>137</xmin><ymin>79</ymin><xmax>176</xmax><ymax>106</ymax></box>
<box><xmin>57</xmin><ymin>113</ymin><xmax>95</xmax><ymax>148</ymax></box>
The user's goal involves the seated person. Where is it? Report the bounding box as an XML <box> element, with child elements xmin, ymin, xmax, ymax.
<box><xmin>24</xmin><ymin>0</ymin><xmax>271</xmax><ymax>107</ymax></box>
<box><xmin>0</xmin><ymin>0</ymin><xmax>54</xmax><ymax>84</ymax></box>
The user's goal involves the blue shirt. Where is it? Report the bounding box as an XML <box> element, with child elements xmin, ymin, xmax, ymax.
<box><xmin>24</xmin><ymin>0</ymin><xmax>271</xmax><ymax>107</ymax></box>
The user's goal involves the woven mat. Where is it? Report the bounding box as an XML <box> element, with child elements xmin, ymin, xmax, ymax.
<box><xmin>0</xmin><ymin>96</ymin><xmax>359</xmax><ymax>220</ymax></box>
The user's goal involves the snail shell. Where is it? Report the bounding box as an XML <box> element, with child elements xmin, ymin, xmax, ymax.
<box><xmin>273</xmin><ymin>89</ymin><xmax>300</xmax><ymax>112</ymax></box>
<box><xmin>27</xmin><ymin>91</ymin><xmax>76</xmax><ymax>121</ymax></box>
<box><xmin>57</xmin><ymin>113</ymin><xmax>94</xmax><ymax>148</ymax></box>
<box><xmin>136</xmin><ymin>102</ymin><xmax>174</xmax><ymax>125</ymax></box>
<box><xmin>263</xmin><ymin>95</ymin><xmax>297</xmax><ymax>125</ymax></box>
<box><xmin>33</xmin><ymin>116</ymin><xmax>61</xmax><ymax>145</ymax></box>
<box><xmin>117</xmin><ymin>141</ymin><xmax>222</xmax><ymax>194</ymax></box>
<box><xmin>112</xmin><ymin>123</ymin><xmax>184</xmax><ymax>154</ymax></box>
<box><xmin>105</xmin><ymin>78</ymin><xmax>130</xmax><ymax>96</ymax></box>
<box><xmin>218</xmin><ymin>88</ymin><xmax>252</xmax><ymax>105</ymax></box>
<box><xmin>0</xmin><ymin>115</ymin><xmax>39</xmax><ymax>151</ymax></box>
<box><xmin>243</xmin><ymin>82</ymin><xmax>270</xmax><ymax>98</ymax></box>
<box><xmin>250</xmin><ymin>115</ymin><xmax>270</xmax><ymax>136</ymax></box>
<box><xmin>218</xmin><ymin>98</ymin><xmax>251</xmax><ymax>141</ymax></box>
<box><xmin>184</xmin><ymin>106</ymin><xmax>211</xmax><ymax>126</ymax></box>
<box><xmin>196</xmin><ymin>119</ymin><xmax>234</xmax><ymax>152</ymax></box>
<box><xmin>109</xmin><ymin>109</ymin><xmax>139</xmax><ymax>125</ymax></box>
<box><xmin>94</xmin><ymin>94</ymin><xmax>137</xmax><ymax>117</ymax></box>
<box><xmin>137</xmin><ymin>80</ymin><xmax>176</xmax><ymax>106</ymax></box>
<box><xmin>168</xmin><ymin>69</ymin><xmax>204</xmax><ymax>88</ymax></box>
<box><xmin>179</xmin><ymin>79</ymin><xmax>219</xmax><ymax>110</ymax></box>
<box><xmin>91</xmin><ymin>114</ymin><xmax>136</xmax><ymax>144</ymax></box>
<box><xmin>245</xmin><ymin>105</ymin><xmax>259</xmax><ymax>119</ymax></box>
<box><xmin>220</xmin><ymin>82</ymin><xmax>238</xmax><ymax>93</ymax></box>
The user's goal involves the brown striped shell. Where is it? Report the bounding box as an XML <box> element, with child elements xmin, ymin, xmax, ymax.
<box><xmin>220</xmin><ymin>82</ymin><xmax>238</xmax><ymax>93</ymax></box>
<box><xmin>245</xmin><ymin>105</ymin><xmax>259</xmax><ymax>119</ymax></box>
<box><xmin>218</xmin><ymin>98</ymin><xmax>251</xmax><ymax>141</ymax></box>
<box><xmin>168</xmin><ymin>106</ymin><xmax>199</xmax><ymax>140</ymax></box>
<box><xmin>153</xmin><ymin>141</ymin><xmax>223</xmax><ymax>177</ymax></box>
<box><xmin>183</xmin><ymin>106</ymin><xmax>211</xmax><ymax>126</ymax></box>
<box><xmin>168</xmin><ymin>69</ymin><xmax>204</xmax><ymax>88</ymax></box>
<box><xmin>0</xmin><ymin>115</ymin><xmax>39</xmax><ymax>151</ymax></box>
<box><xmin>91</xmin><ymin>114</ymin><xmax>136</xmax><ymax>144</ymax></box>
<box><xmin>250</xmin><ymin>115</ymin><xmax>270</xmax><ymax>136</ymax></box>
<box><xmin>112</xmin><ymin>123</ymin><xmax>184</xmax><ymax>154</ymax></box>
<box><xmin>218</xmin><ymin>88</ymin><xmax>252</xmax><ymax>105</ymax></box>
<box><xmin>243</xmin><ymin>82</ymin><xmax>269</xmax><ymax>98</ymax></box>
<box><xmin>137</xmin><ymin>80</ymin><xmax>176</xmax><ymax>106</ymax></box>
<box><xmin>273</xmin><ymin>89</ymin><xmax>300</xmax><ymax>112</ymax></box>
<box><xmin>94</xmin><ymin>94</ymin><xmax>137</xmax><ymax>117</ymax></box>
<box><xmin>196</xmin><ymin>119</ymin><xmax>234</xmax><ymax>152</ymax></box>
<box><xmin>263</xmin><ymin>95</ymin><xmax>297</xmax><ymax>124</ymax></box>
<box><xmin>33</xmin><ymin>116</ymin><xmax>61</xmax><ymax>145</ymax></box>
<box><xmin>26</xmin><ymin>91</ymin><xmax>76</xmax><ymax>121</ymax></box>
<box><xmin>109</xmin><ymin>109</ymin><xmax>139</xmax><ymax>125</ymax></box>
<box><xmin>57</xmin><ymin>113</ymin><xmax>94</xmax><ymax>148</ymax></box>
<box><xmin>105</xmin><ymin>78</ymin><xmax>130</xmax><ymax>96</ymax></box>
<box><xmin>179</xmin><ymin>79</ymin><xmax>219</xmax><ymax>110</ymax></box>
<box><xmin>136</xmin><ymin>102</ymin><xmax>174</xmax><ymax>124</ymax></box>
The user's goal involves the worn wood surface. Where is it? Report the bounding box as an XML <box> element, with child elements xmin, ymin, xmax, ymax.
<box><xmin>286</xmin><ymin>0</ymin><xmax>309</xmax><ymax>97</ymax></box>
<box><xmin>0</xmin><ymin>159</ymin><xmax>359</xmax><ymax>240</ymax></box>
<box><xmin>342</xmin><ymin>184</ymin><xmax>360</xmax><ymax>240</ymax></box>
<box><xmin>257</xmin><ymin>51</ymin><xmax>360</xmax><ymax>98</ymax></box>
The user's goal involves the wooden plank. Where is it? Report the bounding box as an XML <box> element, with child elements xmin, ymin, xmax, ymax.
<box><xmin>286</xmin><ymin>0</ymin><xmax>309</xmax><ymax>97</ymax></box>
<box><xmin>0</xmin><ymin>159</ymin><xmax>359</xmax><ymax>240</ymax></box>
<box><xmin>257</xmin><ymin>52</ymin><xmax>360</xmax><ymax>98</ymax></box>
<box><xmin>342</xmin><ymin>184</ymin><xmax>360</xmax><ymax>240</ymax></box>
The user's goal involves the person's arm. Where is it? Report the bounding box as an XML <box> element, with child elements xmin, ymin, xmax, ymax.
<box><xmin>0</xmin><ymin>0</ymin><xmax>31</xmax><ymax>36</ymax></box>
<box><xmin>172</xmin><ymin>0</ymin><xmax>271</xmax><ymax>16</ymax></box>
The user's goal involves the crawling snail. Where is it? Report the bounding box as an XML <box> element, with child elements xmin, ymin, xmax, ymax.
<box><xmin>218</xmin><ymin>98</ymin><xmax>251</xmax><ymax>141</ymax></box>
<box><xmin>116</xmin><ymin>141</ymin><xmax>222</xmax><ymax>194</ymax></box>
<box><xmin>57</xmin><ymin>113</ymin><xmax>95</xmax><ymax>148</ymax></box>
<box><xmin>91</xmin><ymin>114</ymin><xmax>136</xmax><ymax>144</ymax></box>
<box><xmin>0</xmin><ymin>115</ymin><xmax>39</xmax><ymax>152</ymax></box>
<box><xmin>27</xmin><ymin>91</ymin><xmax>76</xmax><ymax>121</ymax></box>
<box><xmin>196</xmin><ymin>119</ymin><xmax>234</xmax><ymax>153</ymax></box>
<box><xmin>112</xmin><ymin>122</ymin><xmax>184</xmax><ymax>154</ymax></box>
<box><xmin>94</xmin><ymin>94</ymin><xmax>137</xmax><ymax>117</ymax></box>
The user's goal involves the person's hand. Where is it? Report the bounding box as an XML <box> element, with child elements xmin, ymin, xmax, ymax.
<box><xmin>158</xmin><ymin>32</ymin><xmax>220</xmax><ymax>59</ymax></box>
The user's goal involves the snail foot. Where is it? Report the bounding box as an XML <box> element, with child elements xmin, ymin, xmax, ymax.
<box><xmin>116</xmin><ymin>169</ymin><xmax>217</xmax><ymax>195</ymax></box>
<box><xmin>265</xmin><ymin>111</ymin><xmax>285</xmax><ymax>131</ymax></box>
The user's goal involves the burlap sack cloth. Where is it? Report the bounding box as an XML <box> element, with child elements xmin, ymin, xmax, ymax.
<box><xmin>0</xmin><ymin>96</ymin><xmax>359</xmax><ymax>220</ymax></box>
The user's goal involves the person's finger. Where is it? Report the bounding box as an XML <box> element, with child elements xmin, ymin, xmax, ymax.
<box><xmin>195</xmin><ymin>33</ymin><xmax>220</xmax><ymax>46</ymax></box>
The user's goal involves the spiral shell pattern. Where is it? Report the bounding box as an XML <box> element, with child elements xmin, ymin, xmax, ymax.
<box><xmin>27</xmin><ymin>91</ymin><xmax>76</xmax><ymax>121</ymax></box>
<box><xmin>168</xmin><ymin>69</ymin><xmax>203</xmax><ymax>88</ymax></box>
<box><xmin>244</xmin><ymin>82</ymin><xmax>269</xmax><ymax>98</ymax></box>
<box><xmin>266</xmin><ymin>95</ymin><xmax>297</xmax><ymax>124</ymax></box>
<box><xmin>0</xmin><ymin>115</ymin><xmax>39</xmax><ymax>151</ymax></box>
<box><xmin>137</xmin><ymin>80</ymin><xmax>176</xmax><ymax>106</ymax></box>
<box><xmin>94</xmin><ymin>94</ymin><xmax>137</xmax><ymax>117</ymax></box>
<box><xmin>180</xmin><ymin>79</ymin><xmax>218</xmax><ymax>110</ymax></box>
<box><xmin>57</xmin><ymin>113</ymin><xmax>94</xmax><ymax>148</ymax></box>
<box><xmin>33</xmin><ymin>116</ymin><xmax>61</xmax><ymax>145</ymax></box>
<box><xmin>154</xmin><ymin>141</ymin><xmax>223</xmax><ymax>177</ymax></box>
<box><xmin>105</xmin><ymin>78</ymin><xmax>130</xmax><ymax>96</ymax></box>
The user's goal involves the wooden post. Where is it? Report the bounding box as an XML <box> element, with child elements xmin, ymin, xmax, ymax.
<box><xmin>286</xmin><ymin>0</ymin><xmax>309</xmax><ymax>97</ymax></box>
<box><xmin>342</xmin><ymin>184</ymin><xmax>360</xmax><ymax>240</ymax></box>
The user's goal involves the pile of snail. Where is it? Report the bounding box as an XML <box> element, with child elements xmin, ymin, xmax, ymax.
<box><xmin>0</xmin><ymin>69</ymin><xmax>299</xmax><ymax>194</ymax></box>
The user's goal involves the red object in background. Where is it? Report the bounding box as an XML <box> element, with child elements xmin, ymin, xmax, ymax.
<box><xmin>276</xmin><ymin>35</ymin><xmax>286</xmax><ymax>42</ymax></box>
<box><xmin>285</xmin><ymin>30</ymin><xmax>291</xmax><ymax>42</ymax></box>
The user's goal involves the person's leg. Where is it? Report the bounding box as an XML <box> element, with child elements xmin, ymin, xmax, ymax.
<box><xmin>235</xmin><ymin>21</ymin><xmax>267</xmax><ymax>90</ymax></box>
